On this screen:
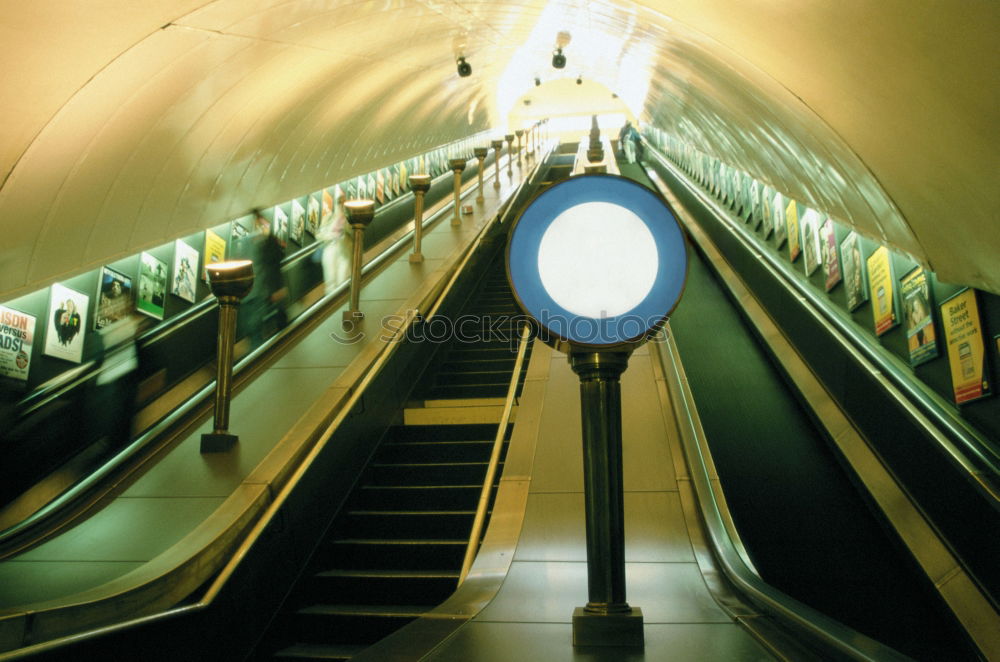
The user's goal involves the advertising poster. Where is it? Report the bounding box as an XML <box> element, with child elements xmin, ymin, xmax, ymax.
<box><xmin>867</xmin><ymin>245</ymin><xmax>897</xmax><ymax>335</ymax></box>
<box><xmin>171</xmin><ymin>240</ymin><xmax>199</xmax><ymax>303</ymax></box>
<box><xmin>787</xmin><ymin>201</ymin><xmax>805</xmax><ymax>262</ymax></box>
<box><xmin>748</xmin><ymin>179</ymin><xmax>760</xmax><ymax>224</ymax></box>
<box><xmin>320</xmin><ymin>189</ymin><xmax>334</xmax><ymax>228</ymax></box>
<box><xmin>306</xmin><ymin>193</ymin><xmax>321</xmax><ymax>236</ymax></box>
<box><xmin>375</xmin><ymin>169</ymin><xmax>386</xmax><ymax>204</ymax></box>
<box><xmin>273</xmin><ymin>205</ymin><xmax>289</xmax><ymax>246</ymax></box>
<box><xmin>773</xmin><ymin>192</ymin><xmax>787</xmax><ymax>246</ymax></box>
<box><xmin>399</xmin><ymin>160</ymin><xmax>409</xmax><ymax>191</ymax></box>
<box><xmin>356</xmin><ymin>175</ymin><xmax>367</xmax><ymax>200</ymax></box>
<box><xmin>391</xmin><ymin>165</ymin><xmax>401</xmax><ymax>197</ymax></box>
<box><xmin>900</xmin><ymin>267</ymin><xmax>937</xmax><ymax>365</ymax></box>
<box><xmin>802</xmin><ymin>211</ymin><xmax>822</xmax><ymax>276</ymax></box>
<box><xmin>820</xmin><ymin>218</ymin><xmax>841</xmax><ymax>291</ymax></box>
<box><xmin>95</xmin><ymin>266</ymin><xmax>133</xmax><ymax>329</ymax></box>
<box><xmin>231</xmin><ymin>220</ymin><xmax>249</xmax><ymax>240</ymax></box>
<box><xmin>940</xmin><ymin>289</ymin><xmax>991</xmax><ymax>404</ymax></box>
<box><xmin>44</xmin><ymin>283</ymin><xmax>89</xmax><ymax>363</ymax></box>
<box><xmin>137</xmin><ymin>251</ymin><xmax>167</xmax><ymax>320</ymax></box>
<box><xmin>760</xmin><ymin>188</ymin><xmax>774</xmax><ymax>237</ymax></box>
<box><xmin>367</xmin><ymin>173</ymin><xmax>377</xmax><ymax>201</ymax></box>
<box><xmin>290</xmin><ymin>199</ymin><xmax>305</xmax><ymax>244</ymax></box>
<box><xmin>0</xmin><ymin>305</ymin><xmax>36</xmax><ymax>381</ymax></box>
<box><xmin>841</xmin><ymin>231</ymin><xmax>868</xmax><ymax>310</ymax></box>
<box><xmin>203</xmin><ymin>230</ymin><xmax>226</xmax><ymax>282</ymax></box>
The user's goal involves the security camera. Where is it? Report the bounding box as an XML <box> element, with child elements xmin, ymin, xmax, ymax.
<box><xmin>456</xmin><ymin>57</ymin><xmax>472</xmax><ymax>77</ymax></box>
<box><xmin>534</xmin><ymin>77</ymin><xmax>541</xmax><ymax>87</ymax></box>
<box><xmin>552</xmin><ymin>48</ymin><xmax>566</xmax><ymax>69</ymax></box>
<box><xmin>576</xmin><ymin>76</ymin><xmax>582</xmax><ymax>85</ymax></box>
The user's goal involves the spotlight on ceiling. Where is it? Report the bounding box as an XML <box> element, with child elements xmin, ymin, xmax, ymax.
<box><xmin>552</xmin><ymin>48</ymin><xmax>566</xmax><ymax>69</ymax></box>
<box><xmin>456</xmin><ymin>56</ymin><xmax>472</xmax><ymax>77</ymax></box>
<box><xmin>534</xmin><ymin>76</ymin><xmax>541</xmax><ymax>87</ymax></box>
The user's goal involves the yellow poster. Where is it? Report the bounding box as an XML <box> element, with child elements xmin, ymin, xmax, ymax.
<box><xmin>203</xmin><ymin>229</ymin><xmax>226</xmax><ymax>281</ymax></box>
<box><xmin>786</xmin><ymin>200</ymin><xmax>801</xmax><ymax>261</ymax></box>
<box><xmin>940</xmin><ymin>289</ymin><xmax>991</xmax><ymax>404</ymax></box>
<box><xmin>867</xmin><ymin>246</ymin><xmax>896</xmax><ymax>335</ymax></box>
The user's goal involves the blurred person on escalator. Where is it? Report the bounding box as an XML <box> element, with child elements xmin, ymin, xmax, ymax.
<box><xmin>244</xmin><ymin>213</ymin><xmax>288</xmax><ymax>345</ymax></box>
<box><xmin>317</xmin><ymin>185</ymin><xmax>353</xmax><ymax>296</ymax></box>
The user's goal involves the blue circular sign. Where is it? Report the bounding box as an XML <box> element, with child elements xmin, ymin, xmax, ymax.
<box><xmin>506</xmin><ymin>174</ymin><xmax>687</xmax><ymax>349</ymax></box>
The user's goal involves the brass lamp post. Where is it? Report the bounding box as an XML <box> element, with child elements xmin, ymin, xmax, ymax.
<box><xmin>449</xmin><ymin>157</ymin><xmax>467</xmax><ymax>227</ymax></box>
<box><xmin>491</xmin><ymin>139</ymin><xmax>504</xmax><ymax>189</ymax></box>
<box><xmin>504</xmin><ymin>134</ymin><xmax>515</xmax><ymax>176</ymax></box>
<box><xmin>408</xmin><ymin>174</ymin><xmax>431</xmax><ymax>263</ymax></box>
<box><xmin>473</xmin><ymin>147</ymin><xmax>488</xmax><ymax>203</ymax></box>
<box><xmin>343</xmin><ymin>199</ymin><xmax>375</xmax><ymax>326</ymax></box>
<box><xmin>201</xmin><ymin>260</ymin><xmax>254</xmax><ymax>453</ymax></box>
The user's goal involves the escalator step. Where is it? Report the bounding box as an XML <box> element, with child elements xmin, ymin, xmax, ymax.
<box><xmin>325</xmin><ymin>539</ymin><xmax>467</xmax><ymax>569</ymax></box>
<box><xmin>424</xmin><ymin>384</ymin><xmax>510</xmax><ymax>399</ymax></box>
<box><xmin>306</xmin><ymin>568</ymin><xmax>458</xmax><ymax>605</ymax></box>
<box><xmin>375</xmin><ymin>441</ymin><xmax>497</xmax><ymax>463</ymax></box>
<box><xmin>355</xmin><ymin>484</ymin><xmax>481</xmax><ymax>510</ymax></box>
<box><xmin>342</xmin><ymin>510</ymin><xmax>475</xmax><ymax>539</ymax></box>
<box><xmin>381</xmin><ymin>423</ymin><xmax>499</xmax><ymax>443</ymax></box>
<box><xmin>291</xmin><ymin>604</ymin><xmax>431</xmax><ymax>644</ymax></box>
<box><xmin>273</xmin><ymin>642</ymin><xmax>366</xmax><ymax>661</ymax></box>
<box><xmin>367</xmin><ymin>462</ymin><xmax>491</xmax><ymax>485</ymax></box>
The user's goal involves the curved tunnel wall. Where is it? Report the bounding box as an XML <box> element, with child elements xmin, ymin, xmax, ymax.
<box><xmin>0</xmin><ymin>1</ymin><xmax>996</xmax><ymax>303</ymax></box>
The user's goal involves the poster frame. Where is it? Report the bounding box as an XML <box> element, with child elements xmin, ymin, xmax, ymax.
<box><xmin>939</xmin><ymin>288</ymin><xmax>992</xmax><ymax>405</ymax></box>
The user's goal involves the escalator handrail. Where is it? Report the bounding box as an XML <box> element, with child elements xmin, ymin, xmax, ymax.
<box><xmin>653</xmin><ymin>326</ymin><xmax>912</xmax><ymax>662</ymax></box>
<box><xmin>458</xmin><ymin>322</ymin><xmax>532</xmax><ymax>584</ymax></box>
<box><xmin>647</xmin><ymin>147</ymin><xmax>1000</xmax><ymax>504</ymax></box>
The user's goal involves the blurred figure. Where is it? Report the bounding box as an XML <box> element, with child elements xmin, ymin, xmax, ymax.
<box><xmin>86</xmin><ymin>313</ymin><xmax>146</xmax><ymax>450</ymax></box>
<box><xmin>619</xmin><ymin>121</ymin><xmax>640</xmax><ymax>165</ymax></box>
<box><xmin>318</xmin><ymin>186</ymin><xmax>353</xmax><ymax>295</ymax></box>
<box><xmin>245</xmin><ymin>214</ymin><xmax>288</xmax><ymax>345</ymax></box>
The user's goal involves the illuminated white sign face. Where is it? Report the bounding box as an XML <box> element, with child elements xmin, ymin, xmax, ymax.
<box><xmin>537</xmin><ymin>202</ymin><xmax>658</xmax><ymax>318</ymax></box>
<box><xmin>507</xmin><ymin>173</ymin><xmax>686</xmax><ymax>349</ymax></box>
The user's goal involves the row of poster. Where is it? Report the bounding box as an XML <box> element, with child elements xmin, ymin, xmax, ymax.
<box><xmin>644</xmin><ymin>126</ymin><xmax>993</xmax><ymax>406</ymax></box>
<box><xmin>0</xmin><ymin>131</ymin><xmax>494</xmax><ymax>382</ymax></box>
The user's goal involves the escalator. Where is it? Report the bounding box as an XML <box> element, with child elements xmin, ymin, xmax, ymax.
<box><xmin>251</xmin><ymin>252</ymin><xmax>530</xmax><ymax>661</ymax></box>
<box><xmin>616</xmin><ymin>155</ymin><xmax>978</xmax><ymax>659</ymax></box>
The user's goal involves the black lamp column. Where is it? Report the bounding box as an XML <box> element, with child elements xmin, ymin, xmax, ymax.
<box><xmin>569</xmin><ymin>350</ymin><xmax>643</xmax><ymax>646</ymax></box>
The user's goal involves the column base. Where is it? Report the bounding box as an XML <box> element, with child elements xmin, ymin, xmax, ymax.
<box><xmin>342</xmin><ymin>309</ymin><xmax>365</xmax><ymax>328</ymax></box>
<box><xmin>201</xmin><ymin>432</ymin><xmax>238</xmax><ymax>453</ymax></box>
<box><xmin>493</xmin><ymin>181</ymin><xmax>501</xmax><ymax>189</ymax></box>
<box><xmin>476</xmin><ymin>195</ymin><xmax>484</xmax><ymax>204</ymax></box>
<box><xmin>572</xmin><ymin>606</ymin><xmax>644</xmax><ymax>647</ymax></box>
<box><xmin>451</xmin><ymin>217</ymin><xmax>462</xmax><ymax>227</ymax></box>
<box><xmin>409</xmin><ymin>252</ymin><xmax>424</xmax><ymax>263</ymax></box>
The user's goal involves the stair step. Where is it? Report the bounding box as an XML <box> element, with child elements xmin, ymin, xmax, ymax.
<box><xmin>343</xmin><ymin>510</ymin><xmax>475</xmax><ymax>538</ymax></box>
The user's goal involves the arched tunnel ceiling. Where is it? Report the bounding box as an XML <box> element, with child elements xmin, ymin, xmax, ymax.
<box><xmin>0</xmin><ymin>0</ymin><xmax>997</xmax><ymax>300</ymax></box>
